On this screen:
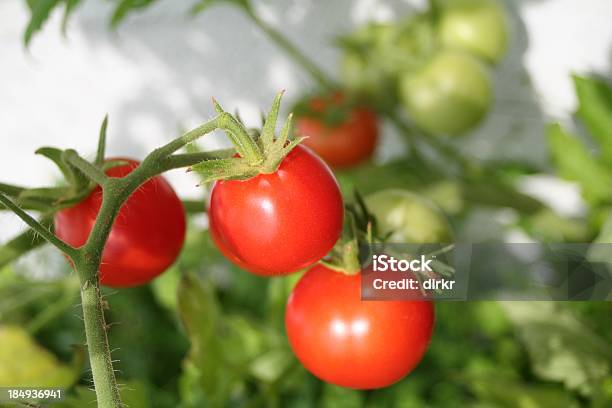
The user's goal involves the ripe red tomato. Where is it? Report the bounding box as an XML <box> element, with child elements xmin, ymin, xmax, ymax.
<box><xmin>295</xmin><ymin>94</ymin><xmax>379</xmax><ymax>168</ymax></box>
<box><xmin>54</xmin><ymin>158</ymin><xmax>186</xmax><ymax>288</ymax></box>
<box><xmin>208</xmin><ymin>145</ymin><xmax>343</xmax><ymax>276</ymax></box>
<box><xmin>285</xmin><ymin>265</ymin><xmax>434</xmax><ymax>389</ymax></box>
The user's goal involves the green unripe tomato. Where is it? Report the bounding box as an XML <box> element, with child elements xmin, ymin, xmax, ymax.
<box><xmin>438</xmin><ymin>0</ymin><xmax>509</xmax><ymax>64</ymax></box>
<box><xmin>341</xmin><ymin>23</ymin><xmax>398</xmax><ymax>108</ymax></box>
<box><xmin>399</xmin><ymin>50</ymin><xmax>492</xmax><ymax>135</ymax></box>
<box><xmin>365</xmin><ymin>189</ymin><xmax>453</xmax><ymax>243</ymax></box>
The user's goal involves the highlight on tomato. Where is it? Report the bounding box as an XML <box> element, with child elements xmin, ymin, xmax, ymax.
<box><xmin>294</xmin><ymin>93</ymin><xmax>379</xmax><ymax>168</ymax></box>
<box><xmin>54</xmin><ymin>158</ymin><xmax>186</xmax><ymax>288</ymax></box>
<box><xmin>285</xmin><ymin>264</ymin><xmax>435</xmax><ymax>389</ymax></box>
<box><xmin>208</xmin><ymin>144</ymin><xmax>344</xmax><ymax>276</ymax></box>
<box><xmin>399</xmin><ymin>50</ymin><xmax>492</xmax><ymax>135</ymax></box>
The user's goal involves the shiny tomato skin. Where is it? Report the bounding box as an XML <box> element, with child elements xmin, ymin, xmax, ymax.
<box><xmin>295</xmin><ymin>96</ymin><xmax>379</xmax><ymax>168</ymax></box>
<box><xmin>54</xmin><ymin>158</ymin><xmax>186</xmax><ymax>288</ymax></box>
<box><xmin>208</xmin><ymin>145</ymin><xmax>344</xmax><ymax>276</ymax></box>
<box><xmin>285</xmin><ymin>265</ymin><xmax>435</xmax><ymax>389</ymax></box>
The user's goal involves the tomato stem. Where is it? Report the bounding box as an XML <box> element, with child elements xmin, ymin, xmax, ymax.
<box><xmin>241</xmin><ymin>4</ymin><xmax>338</xmax><ymax>91</ymax></box>
<box><xmin>0</xmin><ymin>193</ymin><xmax>78</xmax><ymax>259</ymax></box>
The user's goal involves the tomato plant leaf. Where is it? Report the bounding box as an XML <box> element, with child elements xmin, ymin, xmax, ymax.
<box><xmin>466</xmin><ymin>374</ymin><xmax>579</xmax><ymax>407</ymax></box>
<box><xmin>110</xmin><ymin>0</ymin><xmax>159</xmax><ymax>28</ymax></box>
<box><xmin>190</xmin><ymin>0</ymin><xmax>251</xmax><ymax>16</ymax></box>
<box><xmin>0</xmin><ymin>325</ymin><xmax>83</xmax><ymax>387</ymax></box>
<box><xmin>501</xmin><ymin>302</ymin><xmax>611</xmax><ymax>396</ymax></box>
<box><xmin>573</xmin><ymin>75</ymin><xmax>612</xmax><ymax>166</ymax></box>
<box><xmin>547</xmin><ymin>123</ymin><xmax>612</xmax><ymax>205</ymax></box>
<box><xmin>177</xmin><ymin>272</ymin><xmax>237</xmax><ymax>406</ymax></box>
<box><xmin>24</xmin><ymin>0</ymin><xmax>63</xmax><ymax>46</ymax></box>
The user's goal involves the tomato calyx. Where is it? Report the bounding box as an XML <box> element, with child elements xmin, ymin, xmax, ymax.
<box><xmin>322</xmin><ymin>191</ymin><xmax>384</xmax><ymax>276</ymax></box>
<box><xmin>191</xmin><ymin>91</ymin><xmax>306</xmax><ymax>183</ymax></box>
<box><xmin>13</xmin><ymin>118</ymin><xmax>128</xmax><ymax>211</ymax></box>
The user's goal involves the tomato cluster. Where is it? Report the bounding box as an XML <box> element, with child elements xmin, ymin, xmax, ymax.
<box><xmin>340</xmin><ymin>0</ymin><xmax>509</xmax><ymax>136</ymax></box>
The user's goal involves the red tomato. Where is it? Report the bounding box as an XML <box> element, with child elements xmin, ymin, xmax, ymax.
<box><xmin>54</xmin><ymin>158</ymin><xmax>186</xmax><ymax>288</ymax></box>
<box><xmin>285</xmin><ymin>265</ymin><xmax>434</xmax><ymax>389</ymax></box>
<box><xmin>208</xmin><ymin>145</ymin><xmax>343</xmax><ymax>276</ymax></box>
<box><xmin>295</xmin><ymin>94</ymin><xmax>379</xmax><ymax>168</ymax></box>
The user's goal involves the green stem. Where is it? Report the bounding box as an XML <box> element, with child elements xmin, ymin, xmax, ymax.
<box><xmin>243</xmin><ymin>5</ymin><xmax>337</xmax><ymax>90</ymax></box>
<box><xmin>182</xmin><ymin>199</ymin><xmax>206</xmax><ymax>214</ymax></box>
<box><xmin>159</xmin><ymin>149</ymin><xmax>235</xmax><ymax>172</ymax></box>
<box><xmin>153</xmin><ymin>117</ymin><xmax>221</xmax><ymax>157</ymax></box>
<box><xmin>0</xmin><ymin>194</ymin><xmax>77</xmax><ymax>259</ymax></box>
<box><xmin>0</xmin><ymin>182</ymin><xmax>26</xmax><ymax>196</ymax></box>
<box><xmin>0</xmin><ymin>215</ymin><xmax>51</xmax><ymax>269</ymax></box>
<box><xmin>0</xmin><ymin>98</ymin><xmax>276</xmax><ymax>407</ymax></box>
<box><xmin>78</xmin><ymin>269</ymin><xmax>122</xmax><ymax>408</ymax></box>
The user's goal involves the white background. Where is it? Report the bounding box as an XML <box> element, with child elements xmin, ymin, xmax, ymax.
<box><xmin>1</xmin><ymin>0</ymin><xmax>611</xmax><ymax>241</ymax></box>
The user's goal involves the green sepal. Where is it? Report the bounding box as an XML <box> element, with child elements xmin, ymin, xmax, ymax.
<box><xmin>322</xmin><ymin>211</ymin><xmax>362</xmax><ymax>276</ymax></box>
<box><xmin>261</xmin><ymin>91</ymin><xmax>284</xmax><ymax>152</ymax></box>
<box><xmin>95</xmin><ymin>115</ymin><xmax>108</xmax><ymax>166</ymax></box>
<box><xmin>35</xmin><ymin>147</ymin><xmax>74</xmax><ymax>182</ymax></box>
<box><xmin>197</xmin><ymin>92</ymin><xmax>306</xmax><ymax>183</ymax></box>
<box><xmin>192</xmin><ymin>157</ymin><xmax>259</xmax><ymax>184</ymax></box>
<box><xmin>18</xmin><ymin>186</ymin><xmax>71</xmax><ymax>202</ymax></box>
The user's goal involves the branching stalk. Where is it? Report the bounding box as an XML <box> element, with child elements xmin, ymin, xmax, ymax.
<box><xmin>0</xmin><ymin>106</ymin><xmax>266</xmax><ymax>408</ymax></box>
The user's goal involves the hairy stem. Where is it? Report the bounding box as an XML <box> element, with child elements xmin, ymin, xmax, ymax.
<box><xmin>63</xmin><ymin>149</ymin><xmax>109</xmax><ymax>186</ymax></box>
<box><xmin>159</xmin><ymin>149</ymin><xmax>235</xmax><ymax>172</ymax></box>
<box><xmin>0</xmin><ymin>215</ymin><xmax>51</xmax><ymax>268</ymax></box>
<box><xmin>0</xmin><ymin>193</ymin><xmax>77</xmax><ymax>258</ymax></box>
<box><xmin>78</xmin><ymin>267</ymin><xmax>122</xmax><ymax>408</ymax></box>
<box><xmin>0</xmin><ymin>101</ymin><xmax>264</xmax><ymax>407</ymax></box>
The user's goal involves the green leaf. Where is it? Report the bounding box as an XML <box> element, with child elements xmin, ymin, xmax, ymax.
<box><xmin>587</xmin><ymin>209</ymin><xmax>612</xmax><ymax>267</ymax></box>
<box><xmin>521</xmin><ymin>209</ymin><xmax>590</xmax><ymax>242</ymax></box>
<box><xmin>321</xmin><ymin>384</ymin><xmax>364</xmax><ymax>408</ymax></box>
<box><xmin>501</xmin><ymin>302</ymin><xmax>611</xmax><ymax>396</ymax></box>
<box><xmin>111</xmin><ymin>0</ymin><xmax>159</xmax><ymax>28</ymax></box>
<box><xmin>177</xmin><ymin>272</ymin><xmax>235</xmax><ymax>406</ymax></box>
<box><xmin>190</xmin><ymin>0</ymin><xmax>251</xmax><ymax>16</ymax></box>
<box><xmin>0</xmin><ymin>325</ymin><xmax>82</xmax><ymax>387</ymax></box>
<box><xmin>24</xmin><ymin>0</ymin><xmax>63</xmax><ymax>46</ymax></box>
<box><xmin>61</xmin><ymin>0</ymin><xmax>81</xmax><ymax>34</ymax></box>
<box><xmin>466</xmin><ymin>374</ymin><xmax>579</xmax><ymax>408</ymax></box>
<box><xmin>574</xmin><ymin>75</ymin><xmax>612</xmax><ymax>165</ymax></box>
<box><xmin>0</xmin><ymin>216</ymin><xmax>51</xmax><ymax>269</ymax></box>
<box><xmin>35</xmin><ymin>147</ymin><xmax>73</xmax><ymax>182</ymax></box>
<box><xmin>547</xmin><ymin>123</ymin><xmax>612</xmax><ymax>204</ymax></box>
